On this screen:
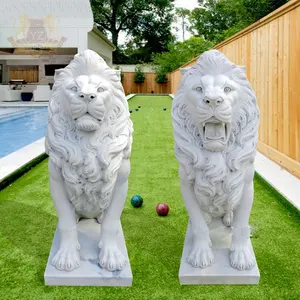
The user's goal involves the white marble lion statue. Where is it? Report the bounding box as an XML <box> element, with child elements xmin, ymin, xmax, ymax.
<box><xmin>172</xmin><ymin>50</ymin><xmax>259</xmax><ymax>270</ymax></box>
<box><xmin>45</xmin><ymin>50</ymin><xmax>133</xmax><ymax>272</ymax></box>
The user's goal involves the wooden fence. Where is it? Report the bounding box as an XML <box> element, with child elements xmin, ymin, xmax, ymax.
<box><xmin>122</xmin><ymin>72</ymin><xmax>171</xmax><ymax>94</ymax></box>
<box><xmin>169</xmin><ymin>0</ymin><xmax>300</xmax><ymax>178</ymax></box>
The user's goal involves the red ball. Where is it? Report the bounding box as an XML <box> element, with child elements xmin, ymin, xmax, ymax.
<box><xmin>156</xmin><ymin>203</ymin><xmax>169</xmax><ymax>216</ymax></box>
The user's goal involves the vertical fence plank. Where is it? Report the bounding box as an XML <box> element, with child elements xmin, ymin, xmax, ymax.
<box><xmin>257</xmin><ymin>26</ymin><xmax>264</xmax><ymax>143</ymax></box>
<box><xmin>289</xmin><ymin>10</ymin><xmax>297</xmax><ymax>160</ymax></box>
<box><xmin>283</xmin><ymin>13</ymin><xmax>290</xmax><ymax>157</ymax></box>
<box><xmin>277</xmin><ymin>16</ymin><xmax>284</xmax><ymax>153</ymax></box>
<box><xmin>296</xmin><ymin>7</ymin><xmax>300</xmax><ymax>162</ymax></box>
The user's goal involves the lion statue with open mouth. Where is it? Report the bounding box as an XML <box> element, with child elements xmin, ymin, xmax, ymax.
<box><xmin>172</xmin><ymin>50</ymin><xmax>259</xmax><ymax>270</ymax></box>
<box><xmin>45</xmin><ymin>50</ymin><xmax>133</xmax><ymax>272</ymax></box>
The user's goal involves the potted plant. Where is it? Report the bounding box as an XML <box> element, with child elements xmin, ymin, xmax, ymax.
<box><xmin>21</xmin><ymin>92</ymin><xmax>33</xmax><ymax>101</ymax></box>
<box><xmin>21</xmin><ymin>84</ymin><xmax>33</xmax><ymax>101</ymax></box>
<box><xmin>155</xmin><ymin>71</ymin><xmax>169</xmax><ymax>94</ymax></box>
<box><xmin>134</xmin><ymin>65</ymin><xmax>145</xmax><ymax>84</ymax></box>
<box><xmin>155</xmin><ymin>72</ymin><xmax>168</xmax><ymax>84</ymax></box>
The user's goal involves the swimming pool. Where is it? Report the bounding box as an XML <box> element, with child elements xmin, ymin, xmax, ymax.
<box><xmin>0</xmin><ymin>107</ymin><xmax>48</xmax><ymax>158</ymax></box>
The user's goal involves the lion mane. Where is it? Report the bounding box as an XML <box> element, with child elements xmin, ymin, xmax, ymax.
<box><xmin>172</xmin><ymin>50</ymin><xmax>259</xmax><ymax>216</ymax></box>
<box><xmin>45</xmin><ymin>50</ymin><xmax>133</xmax><ymax>217</ymax></box>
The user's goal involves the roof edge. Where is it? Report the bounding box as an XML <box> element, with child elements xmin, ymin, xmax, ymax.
<box><xmin>91</xmin><ymin>28</ymin><xmax>116</xmax><ymax>51</ymax></box>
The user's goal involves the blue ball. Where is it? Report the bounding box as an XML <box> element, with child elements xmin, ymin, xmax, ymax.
<box><xmin>129</xmin><ymin>110</ymin><xmax>133</xmax><ymax>113</ymax></box>
<box><xmin>131</xmin><ymin>194</ymin><xmax>143</xmax><ymax>208</ymax></box>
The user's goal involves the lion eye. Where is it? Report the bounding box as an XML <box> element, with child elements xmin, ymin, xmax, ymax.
<box><xmin>71</xmin><ymin>86</ymin><xmax>77</xmax><ymax>92</ymax></box>
<box><xmin>196</xmin><ymin>87</ymin><xmax>203</xmax><ymax>92</ymax></box>
<box><xmin>97</xmin><ymin>87</ymin><xmax>104</xmax><ymax>92</ymax></box>
<box><xmin>224</xmin><ymin>86</ymin><xmax>232</xmax><ymax>93</ymax></box>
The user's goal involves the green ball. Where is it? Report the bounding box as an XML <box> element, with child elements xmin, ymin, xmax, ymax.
<box><xmin>131</xmin><ymin>194</ymin><xmax>143</xmax><ymax>208</ymax></box>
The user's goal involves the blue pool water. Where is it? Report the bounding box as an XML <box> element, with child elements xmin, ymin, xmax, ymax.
<box><xmin>0</xmin><ymin>107</ymin><xmax>48</xmax><ymax>158</ymax></box>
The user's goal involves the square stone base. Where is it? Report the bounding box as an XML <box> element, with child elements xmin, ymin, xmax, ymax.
<box><xmin>179</xmin><ymin>219</ymin><xmax>260</xmax><ymax>285</ymax></box>
<box><xmin>44</xmin><ymin>219</ymin><xmax>132</xmax><ymax>286</ymax></box>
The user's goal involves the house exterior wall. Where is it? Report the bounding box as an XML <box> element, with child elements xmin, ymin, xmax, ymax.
<box><xmin>88</xmin><ymin>31</ymin><xmax>114</xmax><ymax>66</ymax></box>
<box><xmin>0</xmin><ymin>0</ymin><xmax>115</xmax><ymax>85</ymax></box>
<box><xmin>0</xmin><ymin>55</ymin><xmax>73</xmax><ymax>84</ymax></box>
<box><xmin>0</xmin><ymin>0</ymin><xmax>93</xmax><ymax>51</ymax></box>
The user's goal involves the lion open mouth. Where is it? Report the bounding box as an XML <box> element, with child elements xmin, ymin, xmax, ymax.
<box><xmin>201</xmin><ymin>117</ymin><xmax>230</xmax><ymax>144</ymax></box>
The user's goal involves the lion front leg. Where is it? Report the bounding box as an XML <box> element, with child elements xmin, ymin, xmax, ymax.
<box><xmin>48</xmin><ymin>159</ymin><xmax>80</xmax><ymax>271</ymax></box>
<box><xmin>230</xmin><ymin>166</ymin><xmax>256</xmax><ymax>270</ymax></box>
<box><xmin>98</xmin><ymin>159</ymin><xmax>130</xmax><ymax>271</ymax></box>
<box><xmin>179</xmin><ymin>165</ymin><xmax>214</xmax><ymax>268</ymax></box>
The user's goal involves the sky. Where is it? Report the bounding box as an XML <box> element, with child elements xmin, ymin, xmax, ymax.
<box><xmin>174</xmin><ymin>0</ymin><xmax>199</xmax><ymax>10</ymax></box>
<box><xmin>173</xmin><ymin>0</ymin><xmax>199</xmax><ymax>41</ymax></box>
<box><xmin>118</xmin><ymin>0</ymin><xmax>199</xmax><ymax>45</ymax></box>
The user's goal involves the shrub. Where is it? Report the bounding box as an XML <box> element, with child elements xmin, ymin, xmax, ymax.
<box><xmin>134</xmin><ymin>65</ymin><xmax>146</xmax><ymax>84</ymax></box>
<box><xmin>155</xmin><ymin>72</ymin><xmax>168</xmax><ymax>84</ymax></box>
<box><xmin>152</xmin><ymin>37</ymin><xmax>213</xmax><ymax>74</ymax></box>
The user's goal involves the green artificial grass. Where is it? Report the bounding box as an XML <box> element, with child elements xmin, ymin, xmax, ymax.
<box><xmin>1</xmin><ymin>95</ymin><xmax>300</xmax><ymax>299</ymax></box>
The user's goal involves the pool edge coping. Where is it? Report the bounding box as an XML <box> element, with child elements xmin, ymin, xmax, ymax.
<box><xmin>0</xmin><ymin>94</ymin><xmax>136</xmax><ymax>190</ymax></box>
<box><xmin>168</xmin><ymin>94</ymin><xmax>300</xmax><ymax>213</ymax></box>
<box><xmin>0</xmin><ymin>138</ymin><xmax>47</xmax><ymax>189</ymax></box>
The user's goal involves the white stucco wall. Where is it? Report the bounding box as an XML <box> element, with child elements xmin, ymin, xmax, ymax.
<box><xmin>88</xmin><ymin>30</ymin><xmax>115</xmax><ymax>66</ymax></box>
<box><xmin>0</xmin><ymin>0</ymin><xmax>93</xmax><ymax>51</ymax></box>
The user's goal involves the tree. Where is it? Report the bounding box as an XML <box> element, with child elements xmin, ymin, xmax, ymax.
<box><xmin>128</xmin><ymin>6</ymin><xmax>175</xmax><ymax>63</ymax></box>
<box><xmin>175</xmin><ymin>8</ymin><xmax>191</xmax><ymax>41</ymax></box>
<box><xmin>91</xmin><ymin>0</ymin><xmax>175</xmax><ymax>47</ymax></box>
<box><xmin>189</xmin><ymin>0</ymin><xmax>289</xmax><ymax>43</ymax></box>
<box><xmin>152</xmin><ymin>36</ymin><xmax>213</xmax><ymax>75</ymax></box>
<box><xmin>189</xmin><ymin>0</ymin><xmax>238</xmax><ymax>43</ymax></box>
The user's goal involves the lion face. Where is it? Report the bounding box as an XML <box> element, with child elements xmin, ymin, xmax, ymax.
<box><xmin>63</xmin><ymin>74</ymin><xmax>113</xmax><ymax>132</ymax></box>
<box><xmin>184</xmin><ymin>73</ymin><xmax>242</xmax><ymax>152</ymax></box>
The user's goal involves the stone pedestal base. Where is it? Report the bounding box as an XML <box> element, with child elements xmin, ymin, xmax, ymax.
<box><xmin>44</xmin><ymin>219</ymin><xmax>132</xmax><ymax>286</ymax></box>
<box><xmin>179</xmin><ymin>219</ymin><xmax>260</xmax><ymax>285</ymax></box>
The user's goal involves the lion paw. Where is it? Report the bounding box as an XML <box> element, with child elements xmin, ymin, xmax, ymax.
<box><xmin>222</xmin><ymin>211</ymin><xmax>233</xmax><ymax>227</ymax></box>
<box><xmin>52</xmin><ymin>245</ymin><xmax>80</xmax><ymax>271</ymax></box>
<box><xmin>187</xmin><ymin>242</ymin><xmax>214</xmax><ymax>268</ymax></box>
<box><xmin>98</xmin><ymin>244</ymin><xmax>127</xmax><ymax>271</ymax></box>
<box><xmin>230</xmin><ymin>245</ymin><xmax>255</xmax><ymax>270</ymax></box>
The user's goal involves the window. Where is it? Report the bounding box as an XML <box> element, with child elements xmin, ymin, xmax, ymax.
<box><xmin>44</xmin><ymin>64</ymin><xmax>68</xmax><ymax>76</ymax></box>
<box><xmin>0</xmin><ymin>64</ymin><xmax>2</xmax><ymax>83</ymax></box>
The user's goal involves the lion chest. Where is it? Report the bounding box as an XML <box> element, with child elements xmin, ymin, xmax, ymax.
<box><xmin>195</xmin><ymin>182</ymin><xmax>229</xmax><ymax>217</ymax></box>
<box><xmin>68</xmin><ymin>178</ymin><xmax>111</xmax><ymax>218</ymax></box>
<box><xmin>193</xmin><ymin>170</ymin><xmax>245</xmax><ymax>218</ymax></box>
<box><xmin>63</xmin><ymin>161</ymin><xmax>115</xmax><ymax>218</ymax></box>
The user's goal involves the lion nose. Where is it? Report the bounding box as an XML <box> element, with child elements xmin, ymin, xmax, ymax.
<box><xmin>78</xmin><ymin>92</ymin><xmax>97</xmax><ymax>100</ymax></box>
<box><xmin>203</xmin><ymin>97</ymin><xmax>224</xmax><ymax>108</ymax></box>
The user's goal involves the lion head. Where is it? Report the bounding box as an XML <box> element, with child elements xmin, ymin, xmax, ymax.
<box><xmin>45</xmin><ymin>50</ymin><xmax>133</xmax><ymax>214</ymax></box>
<box><xmin>172</xmin><ymin>50</ymin><xmax>259</xmax><ymax>211</ymax></box>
